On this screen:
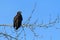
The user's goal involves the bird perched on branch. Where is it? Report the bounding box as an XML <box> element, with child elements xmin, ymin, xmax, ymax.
<box><xmin>13</xmin><ymin>11</ymin><xmax>23</xmax><ymax>30</ymax></box>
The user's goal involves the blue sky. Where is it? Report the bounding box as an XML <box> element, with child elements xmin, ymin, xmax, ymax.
<box><xmin>0</xmin><ymin>0</ymin><xmax>60</xmax><ymax>40</ymax></box>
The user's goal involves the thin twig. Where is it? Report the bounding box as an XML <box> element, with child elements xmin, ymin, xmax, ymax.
<box><xmin>0</xmin><ymin>32</ymin><xmax>16</xmax><ymax>40</ymax></box>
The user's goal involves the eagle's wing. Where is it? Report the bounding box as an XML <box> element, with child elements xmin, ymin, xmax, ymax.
<box><xmin>14</xmin><ymin>15</ymin><xmax>17</xmax><ymax>27</ymax></box>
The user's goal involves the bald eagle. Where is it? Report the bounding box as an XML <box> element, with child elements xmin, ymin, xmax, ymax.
<box><xmin>13</xmin><ymin>11</ymin><xmax>23</xmax><ymax>30</ymax></box>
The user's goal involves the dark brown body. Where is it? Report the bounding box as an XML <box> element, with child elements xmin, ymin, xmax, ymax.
<box><xmin>13</xmin><ymin>11</ymin><xmax>23</xmax><ymax>30</ymax></box>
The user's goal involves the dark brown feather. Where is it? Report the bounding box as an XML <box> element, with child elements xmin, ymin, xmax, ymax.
<box><xmin>13</xmin><ymin>11</ymin><xmax>23</xmax><ymax>30</ymax></box>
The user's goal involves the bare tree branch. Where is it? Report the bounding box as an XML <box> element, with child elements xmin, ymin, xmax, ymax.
<box><xmin>24</xmin><ymin>2</ymin><xmax>37</xmax><ymax>24</ymax></box>
<box><xmin>0</xmin><ymin>15</ymin><xmax>59</xmax><ymax>28</ymax></box>
<box><xmin>0</xmin><ymin>32</ymin><xmax>16</xmax><ymax>40</ymax></box>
